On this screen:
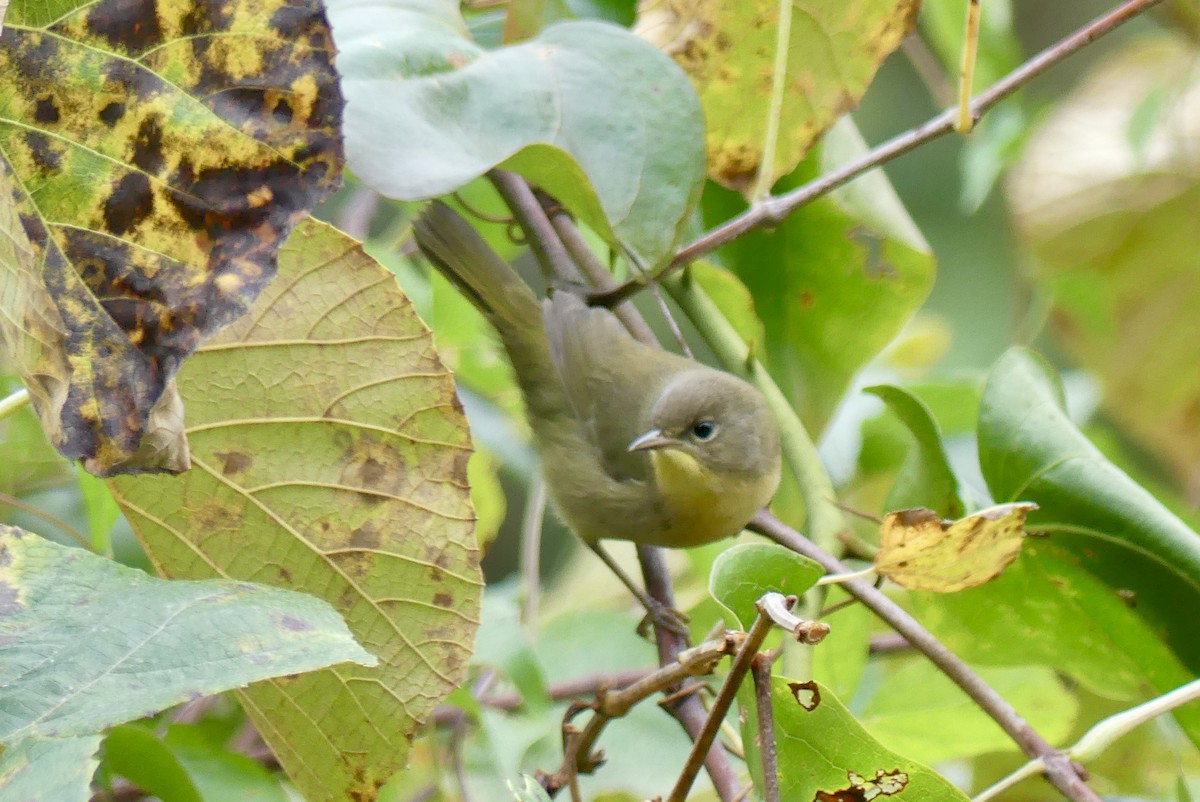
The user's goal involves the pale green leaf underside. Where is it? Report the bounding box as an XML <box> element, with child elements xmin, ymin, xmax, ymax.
<box><xmin>0</xmin><ymin>526</ymin><xmax>374</xmax><ymax>743</ymax></box>
<box><xmin>331</xmin><ymin>0</ymin><xmax>705</xmax><ymax>266</ymax></box>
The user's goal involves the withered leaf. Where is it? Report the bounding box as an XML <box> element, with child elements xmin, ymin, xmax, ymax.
<box><xmin>875</xmin><ymin>502</ymin><xmax>1038</xmax><ymax>592</ymax></box>
<box><xmin>0</xmin><ymin>0</ymin><xmax>343</xmax><ymax>475</ymax></box>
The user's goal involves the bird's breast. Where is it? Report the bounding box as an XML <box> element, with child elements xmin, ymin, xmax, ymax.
<box><xmin>647</xmin><ymin>449</ymin><xmax>769</xmax><ymax>549</ymax></box>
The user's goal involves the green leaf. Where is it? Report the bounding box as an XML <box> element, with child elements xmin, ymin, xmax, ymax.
<box><xmin>636</xmin><ymin>0</ymin><xmax>919</xmax><ymax>191</ymax></box>
<box><xmin>0</xmin><ymin>525</ymin><xmax>375</xmax><ymax>743</ymax></box>
<box><xmin>75</xmin><ymin>466</ymin><xmax>119</xmax><ymax>554</ymax></box>
<box><xmin>0</xmin><ymin>734</ymin><xmax>101</xmax><ymax>802</ymax></box>
<box><xmin>102</xmin><ymin>725</ymin><xmax>201</xmax><ymax>802</ymax></box>
<box><xmin>687</xmin><ymin>262</ymin><xmax>765</xmax><ymax>359</ymax></box>
<box><xmin>100</xmin><ymin>722</ymin><xmax>288</xmax><ymax>802</ymax></box>
<box><xmin>864</xmin><ymin>384</ymin><xmax>964</xmax><ymax>517</ymax></box>
<box><xmin>862</xmin><ymin>662</ymin><xmax>1077</xmax><ymax>765</ymax></box>
<box><xmin>703</xmin><ymin>119</ymin><xmax>934</xmax><ymax>433</ymax></box>
<box><xmin>332</xmin><ymin>1</ymin><xmax>705</xmax><ymax>267</ymax></box>
<box><xmin>0</xmin><ymin>0</ymin><xmax>343</xmax><ymax>474</ymax></box>
<box><xmin>810</xmin><ymin>586</ymin><xmax>872</xmax><ymax>702</ymax></box>
<box><xmin>741</xmin><ymin>676</ymin><xmax>969</xmax><ymax>800</ymax></box>
<box><xmin>979</xmin><ymin>349</ymin><xmax>1200</xmax><ymax>684</ymax></box>
<box><xmin>709</xmin><ymin>543</ymin><xmax>823</xmax><ymax>630</ymax></box>
<box><xmin>109</xmin><ymin>221</ymin><xmax>482</xmax><ymax>802</ymax></box>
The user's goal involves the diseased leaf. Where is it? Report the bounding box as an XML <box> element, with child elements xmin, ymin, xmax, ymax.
<box><xmin>331</xmin><ymin>0</ymin><xmax>705</xmax><ymax>267</ymax></box>
<box><xmin>0</xmin><ymin>0</ymin><xmax>343</xmax><ymax>475</ymax></box>
<box><xmin>0</xmin><ymin>525</ymin><xmax>375</xmax><ymax>743</ymax></box>
<box><xmin>0</xmin><ymin>734</ymin><xmax>101</xmax><ymax>802</ymax></box>
<box><xmin>739</xmin><ymin>676</ymin><xmax>969</xmax><ymax>801</ymax></box>
<box><xmin>637</xmin><ymin>0</ymin><xmax>919</xmax><ymax>191</ymax></box>
<box><xmin>110</xmin><ymin>220</ymin><xmax>482</xmax><ymax>802</ymax></box>
<box><xmin>875</xmin><ymin>502</ymin><xmax>1035</xmax><ymax>592</ymax></box>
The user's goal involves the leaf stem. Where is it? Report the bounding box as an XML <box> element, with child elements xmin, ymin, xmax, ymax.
<box><xmin>750</xmin><ymin>0</ymin><xmax>794</xmax><ymax>202</ymax></box>
<box><xmin>0</xmin><ymin>388</ymin><xmax>30</xmax><ymax>422</ymax></box>
<box><xmin>749</xmin><ymin>510</ymin><xmax>1102</xmax><ymax>802</ymax></box>
<box><xmin>590</xmin><ymin>0</ymin><xmax>1166</xmax><ymax>307</ymax></box>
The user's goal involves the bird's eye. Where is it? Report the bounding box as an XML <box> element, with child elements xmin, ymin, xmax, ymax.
<box><xmin>691</xmin><ymin>420</ymin><xmax>717</xmax><ymax>441</ymax></box>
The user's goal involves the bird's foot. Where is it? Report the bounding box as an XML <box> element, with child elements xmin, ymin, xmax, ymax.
<box><xmin>637</xmin><ymin>601</ymin><xmax>690</xmax><ymax>639</ymax></box>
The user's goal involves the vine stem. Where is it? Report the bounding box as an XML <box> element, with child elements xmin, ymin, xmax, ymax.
<box><xmin>0</xmin><ymin>388</ymin><xmax>30</xmax><ymax>421</ymax></box>
<box><xmin>591</xmin><ymin>0</ymin><xmax>1166</xmax><ymax>307</ymax></box>
<box><xmin>750</xmin><ymin>510</ymin><xmax>1101</xmax><ymax>802</ymax></box>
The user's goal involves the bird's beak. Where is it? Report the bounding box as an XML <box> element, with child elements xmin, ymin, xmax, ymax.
<box><xmin>628</xmin><ymin>429</ymin><xmax>674</xmax><ymax>453</ymax></box>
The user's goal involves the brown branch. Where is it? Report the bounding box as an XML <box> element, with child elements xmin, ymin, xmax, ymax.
<box><xmin>667</xmin><ymin>594</ymin><xmax>819</xmax><ymax>802</ymax></box>
<box><xmin>537</xmin><ymin>633</ymin><xmax>744</xmax><ymax>793</ymax></box>
<box><xmin>590</xmin><ymin>0</ymin><xmax>1166</xmax><ymax>308</ymax></box>
<box><xmin>749</xmin><ymin>511</ymin><xmax>1101</xmax><ymax>802</ymax></box>
<box><xmin>751</xmin><ymin>653</ymin><xmax>780</xmax><ymax>802</ymax></box>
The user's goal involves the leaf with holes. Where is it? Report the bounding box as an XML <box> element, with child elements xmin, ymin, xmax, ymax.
<box><xmin>637</xmin><ymin>0</ymin><xmax>919</xmax><ymax>191</ymax></box>
<box><xmin>0</xmin><ymin>525</ymin><xmax>374</xmax><ymax>743</ymax></box>
<box><xmin>0</xmin><ymin>0</ymin><xmax>343</xmax><ymax>475</ymax></box>
<box><xmin>739</xmin><ymin>676</ymin><xmax>969</xmax><ymax>800</ymax></box>
<box><xmin>110</xmin><ymin>220</ymin><xmax>482</xmax><ymax>802</ymax></box>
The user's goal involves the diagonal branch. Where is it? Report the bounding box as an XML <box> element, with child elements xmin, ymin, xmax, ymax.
<box><xmin>591</xmin><ymin>0</ymin><xmax>1166</xmax><ymax>307</ymax></box>
<box><xmin>749</xmin><ymin>510</ymin><xmax>1101</xmax><ymax>802</ymax></box>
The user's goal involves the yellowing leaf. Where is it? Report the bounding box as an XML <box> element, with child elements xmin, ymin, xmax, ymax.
<box><xmin>0</xmin><ymin>0</ymin><xmax>343</xmax><ymax>475</ymax></box>
<box><xmin>875</xmin><ymin>502</ymin><xmax>1038</xmax><ymax>592</ymax></box>
<box><xmin>637</xmin><ymin>0</ymin><xmax>918</xmax><ymax>191</ymax></box>
<box><xmin>110</xmin><ymin>221</ymin><xmax>481</xmax><ymax>802</ymax></box>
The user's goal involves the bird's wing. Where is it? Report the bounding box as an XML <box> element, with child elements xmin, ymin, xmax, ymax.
<box><xmin>543</xmin><ymin>293</ymin><xmax>663</xmax><ymax>481</ymax></box>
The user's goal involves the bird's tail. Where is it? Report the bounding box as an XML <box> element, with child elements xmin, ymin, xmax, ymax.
<box><xmin>412</xmin><ymin>202</ymin><xmax>566</xmax><ymax>427</ymax></box>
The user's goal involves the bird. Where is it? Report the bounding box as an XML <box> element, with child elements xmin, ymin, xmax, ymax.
<box><xmin>413</xmin><ymin>202</ymin><xmax>781</xmax><ymax>620</ymax></box>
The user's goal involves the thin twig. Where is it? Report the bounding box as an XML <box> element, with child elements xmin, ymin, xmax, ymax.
<box><xmin>751</xmin><ymin>653</ymin><xmax>780</xmax><ymax>802</ymax></box>
<box><xmin>590</xmin><ymin>0</ymin><xmax>1166</xmax><ymax>308</ymax></box>
<box><xmin>901</xmin><ymin>32</ymin><xmax>955</xmax><ymax>107</ymax></box>
<box><xmin>668</xmin><ymin>594</ymin><xmax>807</xmax><ymax>802</ymax></box>
<box><xmin>489</xmin><ymin>170</ymin><xmax>582</xmax><ymax>285</ymax></box>
<box><xmin>749</xmin><ymin>510</ymin><xmax>1101</xmax><ymax>802</ymax></box>
<box><xmin>649</xmin><ymin>282</ymin><xmax>693</xmax><ymax>358</ymax></box>
<box><xmin>0</xmin><ymin>489</ymin><xmax>92</xmax><ymax>551</ymax></box>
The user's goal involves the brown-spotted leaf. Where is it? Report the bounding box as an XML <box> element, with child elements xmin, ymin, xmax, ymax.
<box><xmin>875</xmin><ymin>502</ymin><xmax>1038</xmax><ymax>592</ymax></box>
<box><xmin>0</xmin><ymin>0</ymin><xmax>343</xmax><ymax>475</ymax></box>
<box><xmin>109</xmin><ymin>220</ymin><xmax>481</xmax><ymax>802</ymax></box>
<box><xmin>636</xmin><ymin>0</ymin><xmax>919</xmax><ymax>192</ymax></box>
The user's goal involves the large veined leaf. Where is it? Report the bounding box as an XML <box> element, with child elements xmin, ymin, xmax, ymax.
<box><xmin>110</xmin><ymin>220</ymin><xmax>482</xmax><ymax>801</ymax></box>
<box><xmin>0</xmin><ymin>0</ymin><xmax>343</xmax><ymax>474</ymax></box>
<box><xmin>0</xmin><ymin>525</ymin><xmax>374</xmax><ymax>743</ymax></box>
<box><xmin>330</xmin><ymin>0</ymin><xmax>705</xmax><ymax>267</ymax></box>
<box><xmin>637</xmin><ymin>0</ymin><xmax>919</xmax><ymax>191</ymax></box>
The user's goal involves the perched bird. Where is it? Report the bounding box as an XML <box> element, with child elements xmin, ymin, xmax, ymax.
<box><xmin>413</xmin><ymin>203</ymin><xmax>781</xmax><ymax>608</ymax></box>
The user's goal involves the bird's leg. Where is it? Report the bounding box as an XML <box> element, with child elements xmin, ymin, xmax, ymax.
<box><xmin>585</xmin><ymin>541</ymin><xmax>689</xmax><ymax>636</ymax></box>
